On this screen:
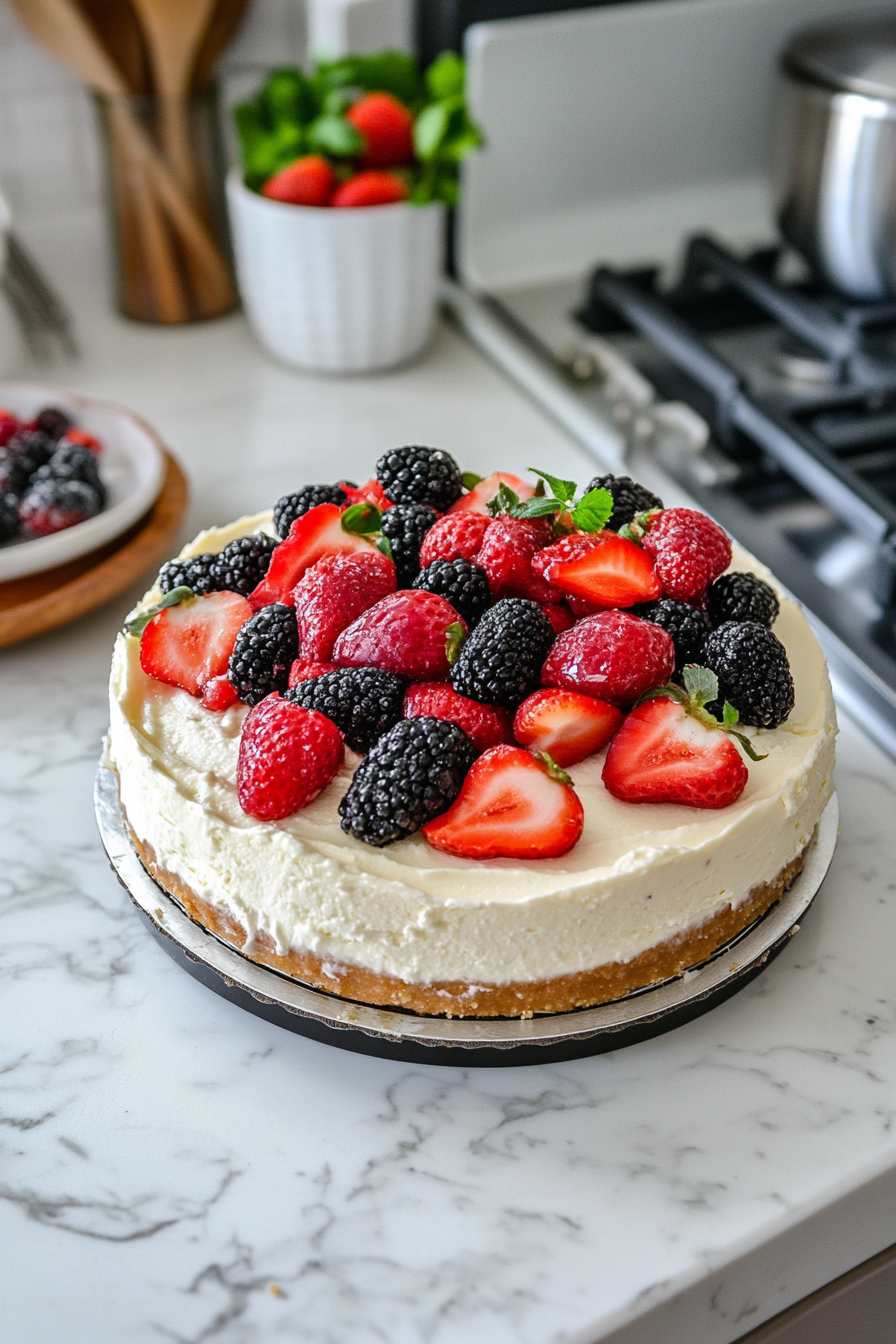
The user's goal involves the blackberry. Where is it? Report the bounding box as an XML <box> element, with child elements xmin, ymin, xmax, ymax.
<box><xmin>585</xmin><ymin>473</ymin><xmax>663</xmax><ymax>531</ymax></box>
<box><xmin>381</xmin><ymin>503</ymin><xmax>437</xmax><ymax>586</ymax></box>
<box><xmin>0</xmin><ymin>490</ymin><xmax>19</xmax><ymax>541</ymax></box>
<box><xmin>34</xmin><ymin>443</ymin><xmax>106</xmax><ymax>505</ymax></box>
<box><xmin>451</xmin><ymin>598</ymin><xmax>555</xmax><ymax>708</ymax></box>
<box><xmin>18</xmin><ymin>477</ymin><xmax>101</xmax><ymax>536</ymax></box>
<box><xmin>376</xmin><ymin>445</ymin><xmax>463</xmax><ymax>512</ymax></box>
<box><xmin>0</xmin><ymin>447</ymin><xmax>30</xmax><ymax>495</ymax></box>
<box><xmin>158</xmin><ymin>552</ymin><xmax>218</xmax><ymax>596</ymax></box>
<box><xmin>286</xmin><ymin>666</ymin><xmax>405</xmax><ymax>753</ymax></box>
<box><xmin>338</xmin><ymin>717</ymin><xmax>475</xmax><ymax>846</ymax></box>
<box><xmin>708</xmin><ymin>571</ymin><xmax>779</xmax><ymax>628</ymax></box>
<box><xmin>702</xmin><ymin>621</ymin><xmax>795</xmax><ymax>728</ymax></box>
<box><xmin>228</xmin><ymin>603</ymin><xmax>298</xmax><ymax>706</ymax></box>
<box><xmin>413</xmin><ymin>558</ymin><xmax>491</xmax><ymax>626</ymax></box>
<box><xmin>633</xmin><ymin>598</ymin><xmax>711</xmax><ymax>673</ymax></box>
<box><xmin>273</xmin><ymin>484</ymin><xmax>349</xmax><ymax>539</ymax></box>
<box><xmin>7</xmin><ymin>429</ymin><xmax>55</xmax><ymax>475</ymax></box>
<box><xmin>34</xmin><ymin>406</ymin><xmax>74</xmax><ymax>440</ymax></box>
<box><xmin>209</xmin><ymin>533</ymin><xmax>277</xmax><ymax>596</ymax></box>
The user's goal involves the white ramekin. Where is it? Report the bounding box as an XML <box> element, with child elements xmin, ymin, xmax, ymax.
<box><xmin>226</xmin><ymin>170</ymin><xmax>444</xmax><ymax>373</ymax></box>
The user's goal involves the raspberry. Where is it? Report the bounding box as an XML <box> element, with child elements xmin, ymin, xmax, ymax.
<box><xmin>419</xmin><ymin>512</ymin><xmax>490</xmax><ymax>567</ymax></box>
<box><xmin>18</xmin><ymin>477</ymin><xmax>101</xmax><ymax>537</ymax></box>
<box><xmin>632</xmin><ymin>598</ymin><xmax>712</xmax><ymax>673</ymax></box>
<box><xmin>209</xmin><ymin>534</ymin><xmax>277</xmax><ymax>596</ymax></box>
<box><xmin>585</xmin><ymin>474</ymin><xmax>663</xmax><ymax>530</ymax></box>
<box><xmin>541</xmin><ymin>610</ymin><xmax>675</xmax><ymax>705</ymax></box>
<box><xmin>707</xmin><ymin>572</ymin><xmax>779</xmax><ymax>628</ymax></box>
<box><xmin>333</xmin><ymin>589</ymin><xmax>466</xmax><ymax>681</ymax></box>
<box><xmin>228</xmin><ymin>603</ymin><xmax>298</xmax><ymax>705</ymax></box>
<box><xmin>412</xmin><ymin>558</ymin><xmax>491</xmax><ymax>625</ymax></box>
<box><xmin>294</xmin><ymin>549</ymin><xmax>396</xmax><ymax>661</ymax></box>
<box><xmin>158</xmin><ymin>553</ymin><xmax>218</xmax><ymax>597</ymax></box>
<box><xmin>450</xmin><ymin>598</ymin><xmax>555</xmax><ymax>708</ymax></box>
<box><xmin>380</xmin><ymin>503</ymin><xmax>437</xmax><ymax>587</ymax></box>
<box><xmin>287</xmin><ymin>666</ymin><xmax>405</xmax><ymax>753</ymax></box>
<box><xmin>475</xmin><ymin>516</ymin><xmax>557</xmax><ymax>602</ymax></box>
<box><xmin>376</xmin><ymin>445</ymin><xmax>463</xmax><ymax>512</ymax></box>
<box><xmin>403</xmin><ymin>682</ymin><xmax>513</xmax><ymax>752</ymax></box>
<box><xmin>643</xmin><ymin>508</ymin><xmax>732</xmax><ymax>600</ymax></box>
<box><xmin>273</xmin><ymin>484</ymin><xmax>348</xmax><ymax>539</ymax></box>
<box><xmin>701</xmin><ymin>621</ymin><xmax>795</xmax><ymax>728</ymax></box>
<box><xmin>237</xmin><ymin>694</ymin><xmax>344</xmax><ymax>822</ymax></box>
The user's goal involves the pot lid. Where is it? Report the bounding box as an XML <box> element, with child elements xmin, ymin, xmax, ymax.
<box><xmin>784</xmin><ymin>15</ymin><xmax>896</xmax><ymax>102</ymax></box>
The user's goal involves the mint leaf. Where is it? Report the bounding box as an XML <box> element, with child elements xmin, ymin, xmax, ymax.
<box><xmin>681</xmin><ymin>664</ymin><xmax>719</xmax><ymax>708</ymax></box>
<box><xmin>461</xmin><ymin>471</ymin><xmax>483</xmax><ymax>490</ymax></box>
<box><xmin>487</xmin><ymin>482</ymin><xmax>520</xmax><ymax>517</ymax></box>
<box><xmin>529</xmin><ymin>468</ymin><xmax>576</xmax><ymax>502</ymax></box>
<box><xmin>571</xmin><ymin>486</ymin><xmax>613</xmax><ymax>533</ymax></box>
<box><xmin>308</xmin><ymin>114</ymin><xmax>364</xmax><ymax>158</ymax></box>
<box><xmin>722</xmin><ymin>701</ymin><xmax>739</xmax><ymax>728</ymax></box>
<box><xmin>377</xmin><ymin>536</ymin><xmax>393</xmax><ymax>561</ymax></box>
<box><xmin>514</xmin><ymin>497</ymin><xmax>564</xmax><ymax>519</ymax></box>
<box><xmin>341</xmin><ymin>503</ymin><xmax>382</xmax><ymax>535</ymax></box>
<box><xmin>125</xmin><ymin>586</ymin><xmax>192</xmax><ymax>637</ymax></box>
<box><xmin>426</xmin><ymin>51</ymin><xmax>465</xmax><ymax>101</ymax></box>
<box><xmin>414</xmin><ymin>102</ymin><xmax>450</xmax><ymax>161</ymax></box>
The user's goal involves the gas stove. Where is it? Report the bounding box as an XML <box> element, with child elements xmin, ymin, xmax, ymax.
<box><xmin>445</xmin><ymin>234</ymin><xmax>896</xmax><ymax>760</ymax></box>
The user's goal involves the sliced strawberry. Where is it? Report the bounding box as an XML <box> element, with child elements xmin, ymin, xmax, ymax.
<box><xmin>475</xmin><ymin>516</ymin><xmax>559</xmax><ymax>602</ymax></box>
<box><xmin>448</xmin><ymin>472</ymin><xmax>534</xmax><ymax>515</ymax></box>
<box><xmin>423</xmin><ymin>745</ymin><xmax>584</xmax><ymax>859</ymax></box>
<box><xmin>293</xmin><ymin>549</ymin><xmax>396</xmax><ymax>661</ymax></box>
<box><xmin>139</xmin><ymin>591</ymin><xmax>252</xmax><ymax>697</ymax></box>
<box><xmin>513</xmin><ymin>689</ymin><xmax>623</xmax><ymax>766</ymax></box>
<box><xmin>200</xmin><ymin>675</ymin><xmax>239</xmax><ymax>711</ymax></box>
<box><xmin>288</xmin><ymin>657</ymin><xmax>338</xmax><ymax>687</ymax></box>
<box><xmin>602</xmin><ymin>697</ymin><xmax>748</xmax><ymax>808</ymax></box>
<box><xmin>333</xmin><ymin>590</ymin><xmax>466</xmax><ymax>680</ymax></box>
<box><xmin>403</xmin><ymin>682</ymin><xmax>513</xmax><ymax>752</ymax></box>
<box><xmin>541</xmin><ymin>602</ymin><xmax>575</xmax><ymax>634</ymax></box>
<box><xmin>340</xmin><ymin>478</ymin><xmax>391</xmax><ymax>510</ymax></box>
<box><xmin>541</xmin><ymin>610</ymin><xmax>675</xmax><ymax>705</ymax></box>
<box><xmin>419</xmin><ymin>512</ymin><xmax>490</xmax><ymax>567</ymax></box>
<box><xmin>237</xmin><ymin>694</ymin><xmax>344</xmax><ymax>821</ymax></box>
<box><xmin>249</xmin><ymin>504</ymin><xmax>376</xmax><ymax>609</ymax></box>
<box><xmin>534</xmin><ymin>530</ymin><xmax>661</xmax><ymax>608</ymax></box>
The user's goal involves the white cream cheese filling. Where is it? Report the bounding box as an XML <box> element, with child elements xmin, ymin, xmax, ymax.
<box><xmin>107</xmin><ymin>511</ymin><xmax>836</xmax><ymax>986</ymax></box>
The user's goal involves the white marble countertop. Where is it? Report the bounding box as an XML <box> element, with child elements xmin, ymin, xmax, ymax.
<box><xmin>3</xmin><ymin>215</ymin><xmax>896</xmax><ymax>1344</ymax></box>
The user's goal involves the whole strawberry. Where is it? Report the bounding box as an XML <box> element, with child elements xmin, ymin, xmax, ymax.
<box><xmin>346</xmin><ymin>92</ymin><xmax>414</xmax><ymax>167</ymax></box>
<box><xmin>261</xmin><ymin>155</ymin><xmax>335</xmax><ymax>205</ymax></box>
<box><xmin>541</xmin><ymin>610</ymin><xmax>675</xmax><ymax>705</ymax></box>
<box><xmin>419</xmin><ymin>512</ymin><xmax>490</xmax><ymax>567</ymax></box>
<box><xmin>331</xmin><ymin>171</ymin><xmax>408</xmax><ymax>208</ymax></box>
<box><xmin>333</xmin><ymin>590</ymin><xmax>466</xmax><ymax>680</ymax></box>
<box><xmin>403</xmin><ymin>682</ymin><xmax>513</xmax><ymax>752</ymax></box>
<box><xmin>237</xmin><ymin>694</ymin><xmax>344</xmax><ymax>821</ymax></box>
<box><xmin>643</xmin><ymin>508</ymin><xmax>732</xmax><ymax>601</ymax></box>
<box><xmin>475</xmin><ymin>516</ymin><xmax>558</xmax><ymax>602</ymax></box>
<box><xmin>293</xmin><ymin>550</ymin><xmax>396</xmax><ymax>661</ymax></box>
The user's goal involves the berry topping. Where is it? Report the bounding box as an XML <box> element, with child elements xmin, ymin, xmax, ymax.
<box><xmin>238</xmin><ymin>694</ymin><xmax>344</xmax><ymax>822</ymax></box>
<box><xmin>585</xmin><ymin>474</ymin><xmax>663</xmax><ymax>531</ymax></box>
<box><xmin>209</xmin><ymin>533</ymin><xmax>277</xmax><ymax>597</ymax></box>
<box><xmin>423</xmin><ymin>745</ymin><xmax>584</xmax><ymax>860</ymax></box>
<box><xmin>331</xmin><ymin>170</ymin><xmax>408</xmax><ymax>207</ymax></box>
<box><xmin>602</xmin><ymin>695</ymin><xmax>749</xmax><ymax>809</ymax></box>
<box><xmin>450</xmin><ymin>597</ymin><xmax>555</xmax><ymax>708</ymax></box>
<box><xmin>642</xmin><ymin>508</ymin><xmax>732</xmax><ymax>600</ymax></box>
<box><xmin>346</xmin><ymin>92</ymin><xmax>415</xmax><ymax>167</ymax></box>
<box><xmin>0</xmin><ymin>446</ymin><xmax>31</xmax><ymax>494</ymax></box>
<box><xmin>18</xmin><ymin>477</ymin><xmax>101</xmax><ymax>537</ymax></box>
<box><xmin>33</xmin><ymin>406</ymin><xmax>75</xmax><ymax>440</ymax></box>
<box><xmin>333</xmin><ymin>589</ymin><xmax>466</xmax><ymax>681</ymax></box>
<box><xmin>403</xmin><ymin>682</ymin><xmax>513</xmax><ymax>753</ymax></box>
<box><xmin>701</xmin><ymin>622</ymin><xmax>795</xmax><ymax>728</ymax></box>
<box><xmin>228</xmin><ymin>603</ymin><xmax>299</xmax><ymax>705</ymax></box>
<box><xmin>338</xmin><ymin>716</ymin><xmax>475</xmax><ymax>846</ymax></box>
<box><xmin>418</xmin><ymin>511</ymin><xmax>490</xmax><ymax>566</ymax></box>
<box><xmin>376</xmin><ymin>445</ymin><xmax>463</xmax><ymax>512</ymax></box>
<box><xmin>541</xmin><ymin>603</ymin><xmax>575</xmax><ymax>634</ymax></box>
<box><xmin>475</xmin><ymin>515</ymin><xmax>557</xmax><ymax>602</ymax></box>
<box><xmin>412</xmin><ymin>558</ymin><xmax>491</xmax><ymax>625</ymax></box>
<box><xmin>380</xmin><ymin>502</ymin><xmax>437</xmax><ymax>587</ymax></box>
<box><xmin>0</xmin><ymin>410</ymin><xmax>20</xmax><ymax>445</ymax></box>
<box><xmin>632</xmin><ymin>598</ymin><xmax>712</xmax><ymax>673</ymax></box>
<box><xmin>287</xmin><ymin>666</ymin><xmax>405</xmax><ymax>753</ymax></box>
<box><xmin>59</xmin><ymin>429</ymin><xmax>101</xmax><ymax>455</ymax></box>
<box><xmin>34</xmin><ymin>442</ymin><xmax>106</xmax><ymax>504</ymax></box>
<box><xmin>294</xmin><ymin>549</ymin><xmax>396</xmax><ymax>661</ymax></box>
<box><xmin>448</xmin><ymin>471</ymin><xmax>534</xmax><ymax>515</ymax></box>
<box><xmin>707</xmin><ymin>571</ymin><xmax>780</xmax><ymax>628</ymax></box>
<box><xmin>513</xmin><ymin>689</ymin><xmax>623</xmax><ymax>767</ymax></box>
<box><xmin>8</xmin><ymin>429</ymin><xmax>55</xmax><ymax>474</ymax></box>
<box><xmin>139</xmin><ymin>591</ymin><xmax>253</xmax><ymax>697</ymax></box>
<box><xmin>158</xmin><ymin>552</ymin><xmax>218</xmax><ymax>597</ymax></box>
<box><xmin>533</xmin><ymin>530</ymin><xmax>661</xmax><ymax>608</ymax></box>
<box><xmin>541</xmin><ymin>610</ymin><xmax>675</xmax><ymax>705</ymax></box>
<box><xmin>340</xmin><ymin>478</ymin><xmax>389</xmax><ymax>510</ymax></box>
<box><xmin>261</xmin><ymin>154</ymin><xmax>335</xmax><ymax>206</ymax></box>
<box><xmin>249</xmin><ymin>503</ymin><xmax>376</xmax><ymax>609</ymax></box>
<box><xmin>0</xmin><ymin>490</ymin><xmax>20</xmax><ymax>541</ymax></box>
<box><xmin>200</xmin><ymin>675</ymin><xmax>239</xmax><ymax>711</ymax></box>
<box><xmin>288</xmin><ymin>657</ymin><xmax>338</xmax><ymax>686</ymax></box>
<box><xmin>273</xmin><ymin>484</ymin><xmax>348</xmax><ymax>539</ymax></box>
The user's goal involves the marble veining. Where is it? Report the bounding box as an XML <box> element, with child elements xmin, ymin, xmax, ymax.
<box><xmin>3</xmin><ymin>211</ymin><xmax>896</xmax><ymax>1344</ymax></box>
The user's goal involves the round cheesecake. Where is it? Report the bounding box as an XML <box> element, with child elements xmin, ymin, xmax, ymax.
<box><xmin>107</xmin><ymin>510</ymin><xmax>836</xmax><ymax>1017</ymax></box>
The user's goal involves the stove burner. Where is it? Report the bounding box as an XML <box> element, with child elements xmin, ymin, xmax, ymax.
<box><xmin>773</xmin><ymin>336</ymin><xmax>837</xmax><ymax>386</ymax></box>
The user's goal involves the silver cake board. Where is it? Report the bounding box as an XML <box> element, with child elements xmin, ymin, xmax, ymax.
<box><xmin>95</xmin><ymin>764</ymin><xmax>839</xmax><ymax>1067</ymax></box>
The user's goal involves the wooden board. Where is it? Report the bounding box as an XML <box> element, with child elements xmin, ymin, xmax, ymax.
<box><xmin>0</xmin><ymin>453</ymin><xmax>188</xmax><ymax>649</ymax></box>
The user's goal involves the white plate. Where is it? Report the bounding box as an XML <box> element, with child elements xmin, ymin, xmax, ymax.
<box><xmin>0</xmin><ymin>382</ymin><xmax>166</xmax><ymax>582</ymax></box>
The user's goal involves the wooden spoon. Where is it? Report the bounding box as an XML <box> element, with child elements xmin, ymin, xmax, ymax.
<box><xmin>191</xmin><ymin>0</ymin><xmax>250</xmax><ymax>92</ymax></box>
<box><xmin>79</xmin><ymin>0</ymin><xmax>151</xmax><ymax>95</ymax></box>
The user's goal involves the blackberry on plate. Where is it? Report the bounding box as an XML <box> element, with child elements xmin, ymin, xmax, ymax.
<box><xmin>585</xmin><ymin>473</ymin><xmax>663</xmax><ymax>531</ymax></box>
<box><xmin>34</xmin><ymin>406</ymin><xmax>74</xmax><ymax>440</ymax></box>
<box><xmin>158</xmin><ymin>552</ymin><xmax>218</xmax><ymax>596</ymax></box>
<box><xmin>413</xmin><ymin>558</ymin><xmax>491</xmax><ymax>625</ymax></box>
<box><xmin>338</xmin><ymin>716</ymin><xmax>475</xmax><ymax>846</ymax></box>
<box><xmin>376</xmin><ymin>445</ymin><xmax>463</xmax><ymax>512</ymax></box>
<box><xmin>633</xmin><ymin>598</ymin><xmax>711</xmax><ymax>673</ymax></box>
<box><xmin>381</xmin><ymin>503</ymin><xmax>437</xmax><ymax>586</ymax></box>
<box><xmin>18</xmin><ymin>477</ymin><xmax>101</xmax><ymax>537</ymax></box>
<box><xmin>0</xmin><ymin>490</ymin><xmax>20</xmax><ymax>541</ymax></box>
<box><xmin>0</xmin><ymin>447</ymin><xmax>30</xmax><ymax>495</ymax></box>
<box><xmin>274</xmin><ymin>484</ymin><xmax>349</xmax><ymax>538</ymax></box>
<box><xmin>451</xmin><ymin>598</ymin><xmax>555</xmax><ymax>708</ymax></box>
<box><xmin>228</xmin><ymin>602</ymin><xmax>298</xmax><ymax>705</ymax></box>
<box><xmin>286</xmin><ymin>666</ymin><xmax>404</xmax><ymax>753</ymax></box>
<box><xmin>209</xmin><ymin>533</ymin><xmax>277</xmax><ymax>596</ymax></box>
<box><xmin>702</xmin><ymin>621</ymin><xmax>795</xmax><ymax>728</ymax></box>
<box><xmin>8</xmin><ymin>429</ymin><xmax>55</xmax><ymax>475</ymax></box>
<box><xmin>708</xmin><ymin>571</ymin><xmax>779</xmax><ymax>628</ymax></box>
<box><xmin>34</xmin><ymin>443</ymin><xmax>106</xmax><ymax>505</ymax></box>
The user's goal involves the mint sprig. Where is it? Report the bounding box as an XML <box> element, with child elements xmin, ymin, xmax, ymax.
<box><xmin>124</xmin><ymin>586</ymin><xmax>193</xmax><ymax>637</ymax></box>
<box><xmin>486</xmin><ymin>468</ymin><xmax>614</xmax><ymax>535</ymax></box>
<box><xmin>640</xmin><ymin>665</ymin><xmax>767</xmax><ymax>762</ymax></box>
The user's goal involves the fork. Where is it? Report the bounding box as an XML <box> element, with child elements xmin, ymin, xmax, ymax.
<box><xmin>1</xmin><ymin>230</ymin><xmax>78</xmax><ymax>362</ymax></box>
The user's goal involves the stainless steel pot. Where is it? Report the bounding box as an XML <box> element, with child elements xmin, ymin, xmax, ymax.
<box><xmin>773</xmin><ymin>15</ymin><xmax>896</xmax><ymax>301</ymax></box>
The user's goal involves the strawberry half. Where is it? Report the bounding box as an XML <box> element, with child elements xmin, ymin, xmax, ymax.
<box><xmin>533</xmin><ymin>530</ymin><xmax>661</xmax><ymax>608</ymax></box>
<box><xmin>513</xmin><ymin>689</ymin><xmax>623</xmax><ymax>767</ymax></box>
<box><xmin>139</xmin><ymin>591</ymin><xmax>252</xmax><ymax>697</ymax></box>
<box><xmin>293</xmin><ymin>549</ymin><xmax>396</xmax><ymax>661</ymax></box>
<box><xmin>237</xmin><ymin>694</ymin><xmax>344</xmax><ymax>821</ymax></box>
<box><xmin>340</xmin><ymin>478</ymin><xmax>391</xmax><ymax>510</ymax></box>
<box><xmin>249</xmin><ymin>504</ymin><xmax>377</xmax><ymax>609</ymax></box>
<box><xmin>602</xmin><ymin>697</ymin><xmax>748</xmax><ymax>808</ymax></box>
<box><xmin>541</xmin><ymin>610</ymin><xmax>675</xmax><ymax>705</ymax></box>
<box><xmin>423</xmin><ymin>745</ymin><xmax>584</xmax><ymax>859</ymax></box>
<box><xmin>449</xmin><ymin>472</ymin><xmax>534</xmax><ymax>515</ymax></box>
<box><xmin>403</xmin><ymin>682</ymin><xmax>513</xmax><ymax>752</ymax></box>
<box><xmin>419</xmin><ymin>512</ymin><xmax>490</xmax><ymax>567</ymax></box>
<box><xmin>475</xmin><ymin>515</ymin><xmax>558</xmax><ymax>601</ymax></box>
<box><xmin>200</xmin><ymin>675</ymin><xmax>239</xmax><ymax>711</ymax></box>
<box><xmin>333</xmin><ymin>590</ymin><xmax>466</xmax><ymax>680</ymax></box>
